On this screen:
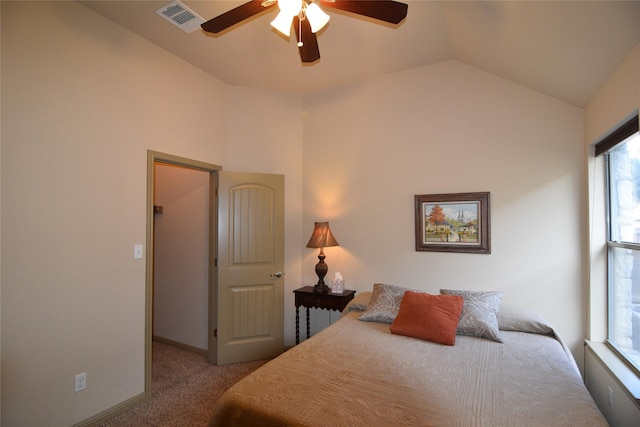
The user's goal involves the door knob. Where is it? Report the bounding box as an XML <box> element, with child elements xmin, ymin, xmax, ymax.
<box><xmin>270</xmin><ymin>272</ymin><xmax>283</xmax><ymax>278</ymax></box>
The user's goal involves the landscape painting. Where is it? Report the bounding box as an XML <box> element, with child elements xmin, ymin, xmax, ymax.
<box><xmin>414</xmin><ymin>192</ymin><xmax>491</xmax><ymax>254</ymax></box>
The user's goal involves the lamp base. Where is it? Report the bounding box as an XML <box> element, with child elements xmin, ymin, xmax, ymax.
<box><xmin>313</xmin><ymin>283</ymin><xmax>330</xmax><ymax>293</ymax></box>
<box><xmin>312</xmin><ymin>249</ymin><xmax>329</xmax><ymax>293</ymax></box>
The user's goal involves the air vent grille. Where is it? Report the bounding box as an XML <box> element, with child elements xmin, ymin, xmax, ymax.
<box><xmin>155</xmin><ymin>1</ymin><xmax>205</xmax><ymax>33</ymax></box>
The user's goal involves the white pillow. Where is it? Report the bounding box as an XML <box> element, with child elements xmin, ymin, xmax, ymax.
<box><xmin>497</xmin><ymin>304</ymin><xmax>553</xmax><ymax>335</ymax></box>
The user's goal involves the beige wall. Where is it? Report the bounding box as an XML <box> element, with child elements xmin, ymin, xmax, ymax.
<box><xmin>2</xmin><ymin>1</ymin><xmax>630</xmax><ymax>425</ymax></box>
<box><xmin>585</xmin><ymin>43</ymin><xmax>640</xmax><ymax>145</ymax></box>
<box><xmin>302</xmin><ymin>60</ymin><xmax>587</xmax><ymax>366</ymax></box>
<box><xmin>153</xmin><ymin>163</ymin><xmax>209</xmax><ymax>350</ymax></box>
<box><xmin>0</xmin><ymin>2</ymin><xmax>302</xmax><ymax>426</ymax></box>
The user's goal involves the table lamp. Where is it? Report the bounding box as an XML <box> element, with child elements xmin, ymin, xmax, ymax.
<box><xmin>306</xmin><ymin>222</ymin><xmax>339</xmax><ymax>293</ymax></box>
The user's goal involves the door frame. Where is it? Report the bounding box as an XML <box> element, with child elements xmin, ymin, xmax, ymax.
<box><xmin>145</xmin><ymin>150</ymin><xmax>222</xmax><ymax>397</ymax></box>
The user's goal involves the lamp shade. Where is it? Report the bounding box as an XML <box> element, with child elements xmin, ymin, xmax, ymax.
<box><xmin>305</xmin><ymin>3</ymin><xmax>330</xmax><ymax>33</ymax></box>
<box><xmin>306</xmin><ymin>222</ymin><xmax>339</xmax><ymax>248</ymax></box>
<box><xmin>270</xmin><ymin>11</ymin><xmax>294</xmax><ymax>36</ymax></box>
<box><xmin>270</xmin><ymin>0</ymin><xmax>302</xmax><ymax>37</ymax></box>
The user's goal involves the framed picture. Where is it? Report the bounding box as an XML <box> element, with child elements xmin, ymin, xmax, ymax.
<box><xmin>414</xmin><ymin>192</ymin><xmax>490</xmax><ymax>254</ymax></box>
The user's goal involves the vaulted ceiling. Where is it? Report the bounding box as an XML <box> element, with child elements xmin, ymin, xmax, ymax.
<box><xmin>81</xmin><ymin>1</ymin><xmax>640</xmax><ymax>107</ymax></box>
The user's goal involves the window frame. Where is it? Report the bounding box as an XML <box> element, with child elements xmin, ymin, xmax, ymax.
<box><xmin>597</xmin><ymin>113</ymin><xmax>640</xmax><ymax>374</ymax></box>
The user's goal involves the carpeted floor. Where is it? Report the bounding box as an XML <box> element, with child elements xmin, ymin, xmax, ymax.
<box><xmin>98</xmin><ymin>341</ymin><xmax>269</xmax><ymax>426</ymax></box>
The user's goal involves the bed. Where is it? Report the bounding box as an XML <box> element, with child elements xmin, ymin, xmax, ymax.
<box><xmin>210</xmin><ymin>285</ymin><xmax>607</xmax><ymax>426</ymax></box>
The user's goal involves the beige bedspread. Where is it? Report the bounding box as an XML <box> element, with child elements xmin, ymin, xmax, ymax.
<box><xmin>210</xmin><ymin>310</ymin><xmax>607</xmax><ymax>426</ymax></box>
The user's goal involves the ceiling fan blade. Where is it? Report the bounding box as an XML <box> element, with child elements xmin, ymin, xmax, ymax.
<box><xmin>319</xmin><ymin>0</ymin><xmax>408</xmax><ymax>24</ymax></box>
<box><xmin>201</xmin><ymin>0</ymin><xmax>276</xmax><ymax>34</ymax></box>
<box><xmin>293</xmin><ymin>16</ymin><xmax>320</xmax><ymax>63</ymax></box>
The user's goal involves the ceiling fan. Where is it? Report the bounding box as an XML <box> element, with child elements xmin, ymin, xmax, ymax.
<box><xmin>201</xmin><ymin>0</ymin><xmax>408</xmax><ymax>63</ymax></box>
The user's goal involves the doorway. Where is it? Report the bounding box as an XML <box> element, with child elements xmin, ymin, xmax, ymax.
<box><xmin>153</xmin><ymin>163</ymin><xmax>210</xmax><ymax>354</ymax></box>
<box><xmin>145</xmin><ymin>151</ymin><xmax>285</xmax><ymax>397</ymax></box>
<box><xmin>145</xmin><ymin>151</ymin><xmax>221</xmax><ymax>396</ymax></box>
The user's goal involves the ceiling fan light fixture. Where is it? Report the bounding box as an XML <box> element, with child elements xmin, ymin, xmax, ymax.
<box><xmin>270</xmin><ymin>11</ymin><xmax>295</xmax><ymax>36</ymax></box>
<box><xmin>278</xmin><ymin>0</ymin><xmax>302</xmax><ymax>15</ymax></box>
<box><xmin>271</xmin><ymin>0</ymin><xmax>302</xmax><ymax>36</ymax></box>
<box><xmin>305</xmin><ymin>3</ymin><xmax>330</xmax><ymax>33</ymax></box>
<box><xmin>201</xmin><ymin>0</ymin><xmax>409</xmax><ymax>64</ymax></box>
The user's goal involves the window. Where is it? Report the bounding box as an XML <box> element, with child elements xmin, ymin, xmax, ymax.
<box><xmin>597</xmin><ymin>114</ymin><xmax>640</xmax><ymax>372</ymax></box>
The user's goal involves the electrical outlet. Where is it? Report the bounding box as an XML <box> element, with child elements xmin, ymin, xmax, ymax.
<box><xmin>607</xmin><ymin>386</ymin><xmax>614</xmax><ymax>409</ymax></box>
<box><xmin>75</xmin><ymin>372</ymin><xmax>86</xmax><ymax>392</ymax></box>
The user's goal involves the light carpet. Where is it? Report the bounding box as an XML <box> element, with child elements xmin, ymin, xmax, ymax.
<box><xmin>99</xmin><ymin>341</ymin><xmax>269</xmax><ymax>426</ymax></box>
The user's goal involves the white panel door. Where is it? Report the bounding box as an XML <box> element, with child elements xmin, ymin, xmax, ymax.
<box><xmin>216</xmin><ymin>172</ymin><xmax>284</xmax><ymax>365</ymax></box>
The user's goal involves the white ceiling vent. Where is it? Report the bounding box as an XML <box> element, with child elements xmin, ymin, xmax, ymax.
<box><xmin>156</xmin><ymin>1</ymin><xmax>205</xmax><ymax>33</ymax></box>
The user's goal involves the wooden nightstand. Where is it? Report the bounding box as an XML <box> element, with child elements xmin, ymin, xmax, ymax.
<box><xmin>293</xmin><ymin>286</ymin><xmax>356</xmax><ymax>344</ymax></box>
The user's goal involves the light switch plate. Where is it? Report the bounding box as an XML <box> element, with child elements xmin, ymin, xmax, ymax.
<box><xmin>134</xmin><ymin>244</ymin><xmax>144</xmax><ymax>259</ymax></box>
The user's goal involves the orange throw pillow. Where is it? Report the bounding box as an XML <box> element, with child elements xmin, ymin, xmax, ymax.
<box><xmin>390</xmin><ymin>291</ymin><xmax>464</xmax><ymax>346</ymax></box>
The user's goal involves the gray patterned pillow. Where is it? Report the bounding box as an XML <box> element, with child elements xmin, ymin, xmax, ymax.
<box><xmin>359</xmin><ymin>283</ymin><xmax>411</xmax><ymax>324</ymax></box>
<box><xmin>343</xmin><ymin>291</ymin><xmax>372</xmax><ymax>315</ymax></box>
<box><xmin>440</xmin><ymin>289</ymin><xmax>504</xmax><ymax>343</ymax></box>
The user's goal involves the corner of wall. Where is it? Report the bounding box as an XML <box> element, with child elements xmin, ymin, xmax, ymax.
<box><xmin>584</xmin><ymin>42</ymin><xmax>640</xmax><ymax>145</ymax></box>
